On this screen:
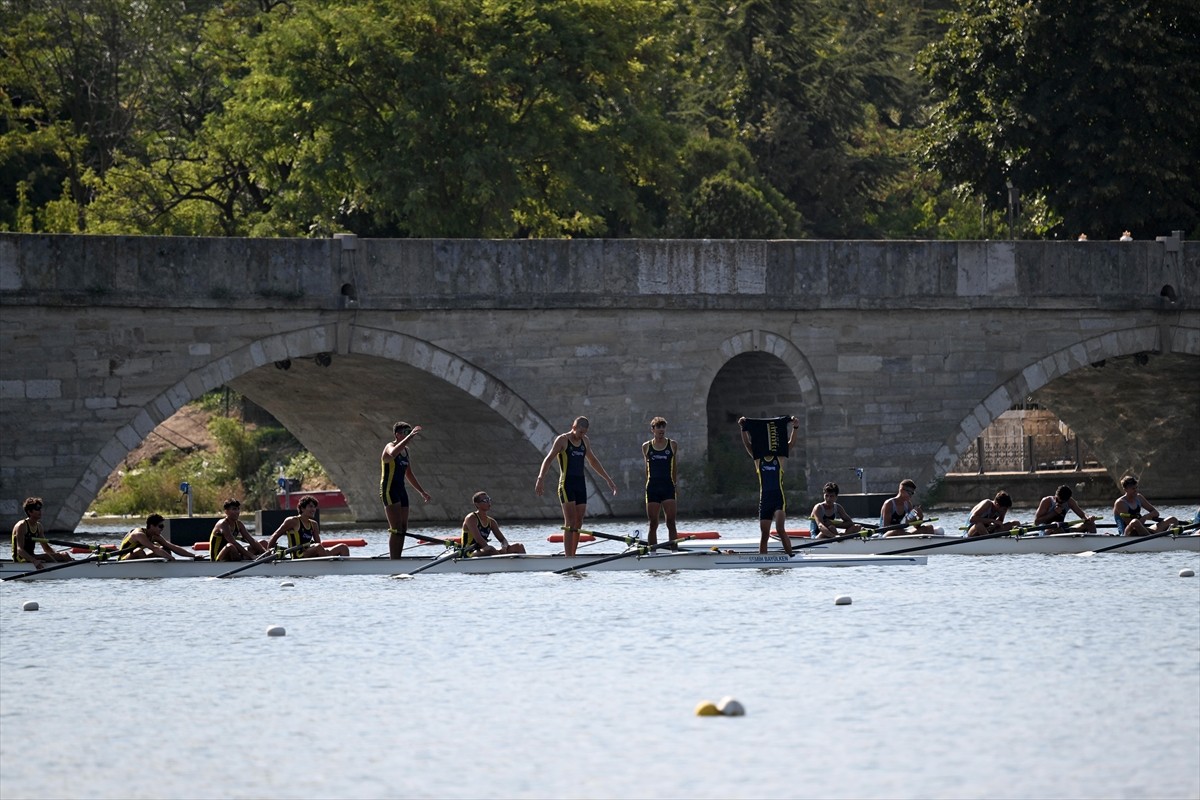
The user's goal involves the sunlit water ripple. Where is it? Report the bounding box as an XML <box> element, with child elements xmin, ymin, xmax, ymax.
<box><xmin>2</xmin><ymin>505</ymin><xmax>1198</xmax><ymax>799</ymax></box>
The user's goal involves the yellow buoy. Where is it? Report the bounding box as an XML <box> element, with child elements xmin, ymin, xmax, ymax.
<box><xmin>694</xmin><ymin>700</ymin><xmax>721</xmax><ymax>716</ymax></box>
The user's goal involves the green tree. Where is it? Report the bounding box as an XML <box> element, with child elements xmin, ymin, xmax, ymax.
<box><xmin>203</xmin><ymin>0</ymin><xmax>681</xmax><ymax>238</ymax></box>
<box><xmin>675</xmin><ymin>0</ymin><xmax>932</xmax><ymax>238</ymax></box>
<box><xmin>918</xmin><ymin>0</ymin><xmax>1200</xmax><ymax>239</ymax></box>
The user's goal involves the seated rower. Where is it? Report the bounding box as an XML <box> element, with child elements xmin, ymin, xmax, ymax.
<box><xmin>209</xmin><ymin>498</ymin><xmax>269</xmax><ymax>562</ymax></box>
<box><xmin>879</xmin><ymin>479</ymin><xmax>937</xmax><ymax>537</ymax></box>
<box><xmin>966</xmin><ymin>491</ymin><xmax>1021</xmax><ymax>537</ymax></box>
<box><xmin>461</xmin><ymin>492</ymin><xmax>526</xmax><ymax>556</ymax></box>
<box><xmin>120</xmin><ymin>514</ymin><xmax>200</xmax><ymax>560</ymax></box>
<box><xmin>809</xmin><ymin>482</ymin><xmax>862</xmax><ymax>539</ymax></box>
<box><xmin>1113</xmin><ymin>475</ymin><xmax>1178</xmax><ymax>536</ymax></box>
<box><xmin>265</xmin><ymin>495</ymin><xmax>350</xmax><ymax>558</ymax></box>
<box><xmin>1034</xmin><ymin>485</ymin><xmax>1098</xmax><ymax>533</ymax></box>
<box><xmin>10</xmin><ymin>497</ymin><xmax>73</xmax><ymax>569</ymax></box>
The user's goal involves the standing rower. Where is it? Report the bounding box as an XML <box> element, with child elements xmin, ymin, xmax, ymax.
<box><xmin>738</xmin><ymin>415</ymin><xmax>799</xmax><ymax>555</ymax></box>
<box><xmin>643</xmin><ymin>417</ymin><xmax>679</xmax><ymax>550</ymax></box>
<box><xmin>380</xmin><ymin>421</ymin><xmax>432</xmax><ymax>559</ymax></box>
<box><xmin>535</xmin><ymin>416</ymin><xmax>618</xmax><ymax>557</ymax></box>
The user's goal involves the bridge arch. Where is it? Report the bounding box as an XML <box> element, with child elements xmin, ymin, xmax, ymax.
<box><xmin>933</xmin><ymin>324</ymin><xmax>1200</xmax><ymax>483</ymax></box>
<box><xmin>59</xmin><ymin>323</ymin><xmax>612</xmax><ymax>530</ymax></box>
<box><xmin>690</xmin><ymin>329</ymin><xmax>822</xmax><ymax>490</ymax></box>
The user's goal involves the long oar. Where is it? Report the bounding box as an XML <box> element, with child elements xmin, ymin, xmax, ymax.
<box><xmin>1077</xmin><ymin>521</ymin><xmax>1200</xmax><ymax>557</ymax></box>
<box><xmin>553</xmin><ymin>536</ymin><xmax>697</xmax><ymax>575</ymax></box>
<box><xmin>881</xmin><ymin>523</ymin><xmax>1052</xmax><ymax>556</ymax></box>
<box><xmin>213</xmin><ymin>543</ymin><xmax>306</xmax><ymax>579</ymax></box>
<box><xmin>391</xmin><ymin>542</ymin><xmax>478</xmax><ymax>579</ymax></box>
<box><xmin>2</xmin><ymin>544</ymin><xmax>139</xmax><ymax>582</ymax></box>
<box><xmin>575</xmin><ymin>528</ymin><xmax>648</xmax><ymax>547</ymax></box>
<box><xmin>788</xmin><ymin>518</ymin><xmax>934</xmax><ymax>552</ymax></box>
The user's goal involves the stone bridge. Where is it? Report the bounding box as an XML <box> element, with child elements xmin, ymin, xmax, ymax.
<box><xmin>1</xmin><ymin>233</ymin><xmax>1196</xmax><ymax>531</ymax></box>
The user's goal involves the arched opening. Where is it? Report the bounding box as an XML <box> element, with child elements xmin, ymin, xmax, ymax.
<box><xmin>700</xmin><ymin>351</ymin><xmax>807</xmax><ymax>512</ymax></box>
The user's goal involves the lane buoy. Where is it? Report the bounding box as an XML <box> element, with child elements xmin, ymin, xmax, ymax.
<box><xmin>694</xmin><ymin>700</ymin><xmax>720</xmax><ymax>716</ymax></box>
<box><xmin>266</xmin><ymin>625</ymin><xmax>286</xmax><ymax>637</ymax></box>
<box><xmin>717</xmin><ymin>696</ymin><xmax>745</xmax><ymax>716</ymax></box>
<box><xmin>22</xmin><ymin>600</ymin><xmax>39</xmax><ymax>611</ymax></box>
<box><xmin>1180</xmin><ymin>568</ymin><xmax>1195</xmax><ymax>578</ymax></box>
<box><xmin>280</xmin><ymin>581</ymin><xmax>295</xmax><ymax>588</ymax></box>
<box><xmin>834</xmin><ymin>595</ymin><xmax>852</xmax><ymax>605</ymax></box>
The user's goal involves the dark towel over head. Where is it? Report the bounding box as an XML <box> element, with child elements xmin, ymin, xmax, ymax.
<box><xmin>740</xmin><ymin>416</ymin><xmax>791</xmax><ymax>459</ymax></box>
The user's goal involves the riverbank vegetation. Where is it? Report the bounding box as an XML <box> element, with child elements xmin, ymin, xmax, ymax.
<box><xmin>91</xmin><ymin>390</ymin><xmax>332</xmax><ymax>516</ymax></box>
<box><xmin>4</xmin><ymin>0</ymin><xmax>1197</xmax><ymax>242</ymax></box>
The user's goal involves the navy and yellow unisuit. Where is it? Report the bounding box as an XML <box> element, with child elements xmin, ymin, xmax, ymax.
<box><xmin>381</xmin><ymin>450</ymin><xmax>411</xmax><ymax>507</ymax></box>
<box><xmin>282</xmin><ymin>520</ymin><xmax>318</xmax><ymax>556</ymax></box>
<box><xmin>757</xmin><ymin>456</ymin><xmax>785</xmax><ymax>520</ymax></box>
<box><xmin>12</xmin><ymin>520</ymin><xmax>40</xmax><ymax>563</ymax></box>
<box><xmin>557</xmin><ymin>437</ymin><xmax>588</xmax><ymax>505</ymax></box>
<box><xmin>644</xmin><ymin>440</ymin><xmax>676</xmax><ymax>504</ymax></box>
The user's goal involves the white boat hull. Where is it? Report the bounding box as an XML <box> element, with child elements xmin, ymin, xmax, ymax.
<box><xmin>0</xmin><ymin>551</ymin><xmax>925</xmax><ymax>581</ymax></box>
<box><xmin>677</xmin><ymin>532</ymin><xmax>1200</xmax><ymax>556</ymax></box>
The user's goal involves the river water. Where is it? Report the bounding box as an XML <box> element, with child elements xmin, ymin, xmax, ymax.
<box><xmin>2</xmin><ymin>504</ymin><xmax>1198</xmax><ymax>799</ymax></box>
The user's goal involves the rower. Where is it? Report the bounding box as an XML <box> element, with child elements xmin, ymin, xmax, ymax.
<box><xmin>1113</xmin><ymin>475</ymin><xmax>1178</xmax><ymax>536</ymax></box>
<box><xmin>965</xmin><ymin>491</ymin><xmax>1021</xmax><ymax>537</ymax></box>
<box><xmin>461</xmin><ymin>492</ymin><xmax>526</xmax><ymax>556</ymax></box>
<box><xmin>209</xmin><ymin>498</ymin><xmax>269</xmax><ymax>562</ymax></box>
<box><xmin>120</xmin><ymin>514</ymin><xmax>201</xmax><ymax>560</ymax></box>
<box><xmin>809</xmin><ymin>482</ymin><xmax>862</xmax><ymax>539</ymax></box>
<box><xmin>879</xmin><ymin>480</ymin><xmax>937</xmax><ymax>537</ymax></box>
<box><xmin>265</xmin><ymin>495</ymin><xmax>351</xmax><ymax>558</ymax></box>
<box><xmin>1034</xmin><ymin>485</ymin><xmax>1098</xmax><ymax>533</ymax></box>
<box><xmin>10</xmin><ymin>497</ymin><xmax>73</xmax><ymax>569</ymax></box>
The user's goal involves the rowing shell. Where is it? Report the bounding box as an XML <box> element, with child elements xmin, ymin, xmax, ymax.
<box><xmin>0</xmin><ymin>551</ymin><xmax>925</xmax><ymax>580</ymax></box>
<box><xmin>677</xmin><ymin>532</ymin><xmax>1200</xmax><ymax>556</ymax></box>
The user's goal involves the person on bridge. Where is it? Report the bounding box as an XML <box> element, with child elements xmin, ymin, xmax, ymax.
<box><xmin>120</xmin><ymin>514</ymin><xmax>201</xmax><ymax>560</ymax></box>
<box><xmin>1034</xmin><ymin>485</ymin><xmax>1098</xmax><ymax>533</ymax></box>
<box><xmin>461</xmin><ymin>491</ymin><xmax>526</xmax><ymax>556</ymax></box>
<box><xmin>738</xmin><ymin>415</ymin><xmax>799</xmax><ymax>555</ymax></box>
<box><xmin>965</xmin><ymin>491</ymin><xmax>1021</xmax><ymax>537</ymax></box>
<box><xmin>535</xmin><ymin>416</ymin><xmax>618</xmax><ymax>557</ymax></box>
<box><xmin>809</xmin><ymin>482</ymin><xmax>862</xmax><ymax>539</ymax></box>
<box><xmin>10</xmin><ymin>497</ymin><xmax>73</xmax><ymax>569</ymax></box>
<box><xmin>265</xmin><ymin>495</ymin><xmax>351</xmax><ymax>558</ymax></box>
<box><xmin>381</xmin><ymin>421</ymin><xmax>432</xmax><ymax>559</ymax></box>
<box><xmin>643</xmin><ymin>417</ymin><xmax>679</xmax><ymax>551</ymax></box>
<box><xmin>208</xmin><ymin>498</ymin><xmax>268</xmax><ymax>562</ymax></box>
<box><xmin>1113</xmin><ymin>475</ymin><xmax>1178</xmax><ymax>536</ymax></box>
<box><xmin>879</xmin><ymin>479</ymin><xmax>937</xmax><ymax>537</ymax></box>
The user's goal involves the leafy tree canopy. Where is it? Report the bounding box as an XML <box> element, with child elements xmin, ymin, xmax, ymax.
<box><xmin>919</xmin><ymin>0</ymin><xmax>1200</xmax><ymax>239</ymax></box>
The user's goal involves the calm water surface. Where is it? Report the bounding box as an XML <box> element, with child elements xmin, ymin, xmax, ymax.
<box><xmin>2</xmin><ymin>506</ymin><xmax>1198</xmax><ymax>799</ymax></box>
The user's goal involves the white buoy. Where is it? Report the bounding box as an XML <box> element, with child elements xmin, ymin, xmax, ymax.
<box><xmin>280</xmin><ymin>581</ymin><xmax>294</xmax><ymax>588</ymax></box>
<box><xmin>22</xmin><ymin>600</ymin><xmax>38</xmax><ymax>611</ymax></box>
<box><xmin>834</xmin><ymin>595</ymin><xmax>852</xmax><ymax>605</ymax></box>
<box><xmin>266</xmin><ymin>625</ymin><xmax>286</xmax><ymax>637</ymax></box>
<box><xmin>1180</xmin><ymin>568</ymin><xmax>1195</xmax><ymax>578</ymax></box>
<box><xmin>717</xmin><ymin>696</ymin><xmax>745</xmax><ymax>716</ymax></box>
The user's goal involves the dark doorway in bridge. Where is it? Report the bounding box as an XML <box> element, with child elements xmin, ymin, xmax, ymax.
<box><xmin>697</xmin><ymin>351</ymin><xmax>806</xmax><ymax>513</ymax></box>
